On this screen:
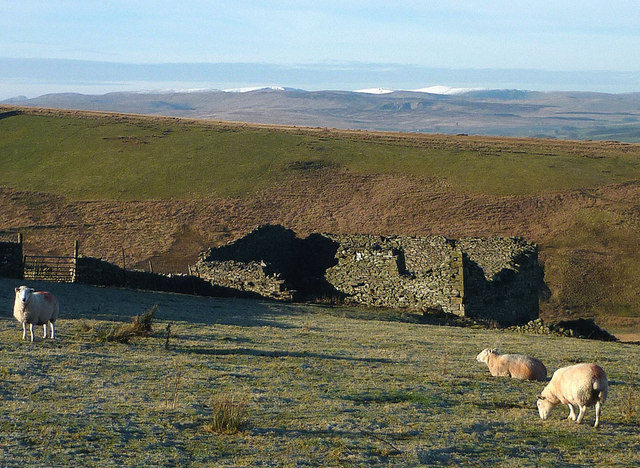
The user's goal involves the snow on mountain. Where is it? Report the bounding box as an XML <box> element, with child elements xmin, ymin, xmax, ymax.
<box><xmin>223</xmin><ymin>86</ymin><xmax>285</xmax><ymax>93</ymax></box>
<box><xmin>133</xmin><ymin>88</ymin><xmax>222</xmax><ymax>94</ymax></box>
<box><xmin>136</xmin><ymin>85</ymin><xmax>485</xmax><ymax>96</ymax></box>
<box><xmin>354</xmin><ymin>85</ymin><xmax>485</xmax><ymax>95</ymax></box>
<box><xmin>412</xmin><ymin>85</ymin><xmax>484</xmax><ymax>95</ymax></box>
<box><xmin>354</xmin><ymin>88</ymin><xmax>395</xmax><ymax>94</ymax></box>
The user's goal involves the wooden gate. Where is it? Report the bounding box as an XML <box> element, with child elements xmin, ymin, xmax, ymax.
<box><xmin>23</xmin><ymin>255</ymin><xmax>76</xmax><ymax>282</ymax></box>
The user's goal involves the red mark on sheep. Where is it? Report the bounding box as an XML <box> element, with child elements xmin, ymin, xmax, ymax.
<box><xmin>35</xmin><ymin>292</ymin><xmax>55</xmax><ymax>302</ymax></box>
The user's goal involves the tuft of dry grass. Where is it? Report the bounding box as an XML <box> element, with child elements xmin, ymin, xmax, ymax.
<box><xmin>95</xmin><ymin>305</ymin><xmax>156</xmax><ymax>343</ymax></box>
<box><xmin>203</xmin><ymin>395</ymin><xmax>249</xmax><ymax>434</ymax></box>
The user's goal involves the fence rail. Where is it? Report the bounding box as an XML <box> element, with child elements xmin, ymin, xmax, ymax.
<box><xmin>23</xmin><ymin>255</ymin><xmax>76</xmax><ymax>282</ymax></box>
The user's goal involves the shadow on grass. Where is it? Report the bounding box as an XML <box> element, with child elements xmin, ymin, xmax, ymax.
<box><xmin>474</xmin><ymin>399</ymin><xmax>531</xmax><ymax>410</ymax></box>
<box><xmin>416</xmin><ymin>444</ymin><xmax>575</xmax><ymax>467</ymax></box>
<box><xmin>314</xmin><ymin>304</ymin><xmax>480</xmax><ymax>328</ymax></box>
<box><xmin>344</xmin><ymin>389</ymin><xmax>450</xmax><ymax>407</ymax></box>
<box><xmin>249</xmin><ymin>425</ymin><xmax>416</xmax><ymax>445</ymax></box>
<box><xmin>182</xmin><ymin>346</ymin><xmax>393</xmax><ymax>363</ymax></box>
<box><xmin>417</xmin><ymin>421</ymin><xmax>584</xmax><ymax>467</ymax></box>
<box><xmin>172</xmin><ymin>334</ymin><xmax>254</xmax><ymax>344</ymax></box>
<box><xmin>0</xmin><ymin>277</ymin><xmax>493</xmax><ymax>333</ymax></box>
<box><xmin>0</xmin><ymin>276</ymin><xmax>308</xmax><ymax>329</ymax></box>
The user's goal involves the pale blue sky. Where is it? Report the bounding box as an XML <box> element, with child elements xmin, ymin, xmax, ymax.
<box><xmin>3</xmin><ymin>0</ymin><xmax>639</xmax><ymax>69</ymax></box>
<box><xmin>1</xmin><ymin>1</ymin><xmax>640</xmax><ymax>97</ymax></box>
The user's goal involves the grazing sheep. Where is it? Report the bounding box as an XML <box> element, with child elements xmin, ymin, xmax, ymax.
<box><xmin>537</xmin><ymin>363</ymin><xmax>608</xmax><ymax>428</ymax></box>
<box><xmin>13</xmin><ymin>286</ymin><xmax>59</xmax><ymax>342</ymax></box>
<box><xmin>476</xmin><ymin>348</ymin><xmax>547</xmax><ymax>381</ymax></box>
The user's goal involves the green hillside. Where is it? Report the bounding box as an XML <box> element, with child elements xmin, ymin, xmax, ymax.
<box><xmin>2</xmin><ymin>109</ymin><xmax>640</xmax><ymax>200</ymax></box>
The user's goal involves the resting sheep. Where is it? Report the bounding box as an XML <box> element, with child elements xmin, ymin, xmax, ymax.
<box><xmin>476</xmin><ymin>348</ymin><xmax>547</xmax><ymax>381</ymax></box>
<box><xmin>13</xmin><ymin>286</ymin><xmax>59</xmax><ymax>342</ymax></box>
<box><xmin>537</xmin><ymin>363</ymin><xmax>608</xmax><ymax>428</ymax></box>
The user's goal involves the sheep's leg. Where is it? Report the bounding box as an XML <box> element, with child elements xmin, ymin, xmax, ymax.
<box><xmin>43</xmin><ymin>323</ymin><xmax>48</xmax><ymax>339</ymax></box>
<box><xmin>594</xmin><ymin>401</ymin><xmax>601</xmax><ymax>428</ymax></box>
<box><xmin>567</xmin><ymin>404</ymin><xmax>576</xmax><ymax>421</ymax></box>
<box><xmin>29</xmin><ymin>323</ymin><xmax>35</xmax><ymax>342</ymax></box>
<box><xmin>576</xmin><ymin>406</ymin><xmax>586</xmax><ymax>424</ymax></box>
<box><xmin>50</xmin><ymin>322</ymin><xmax>56</xmax><ymax>340</ymax></box>
<box><xmin>22</xmin><ymin>322</ymin><xmax>27</xmax><ymax>340</ymax></box>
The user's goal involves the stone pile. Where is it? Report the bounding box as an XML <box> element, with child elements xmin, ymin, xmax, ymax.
<box><xmin>509</xmin><ymin>317</ymin><xmax>618</xmax><ymax>341</ymax></box>
<box><xmin>191</xmin><ymin>259</ymin><xmax>291</xmax><ymax>300</ymax></box>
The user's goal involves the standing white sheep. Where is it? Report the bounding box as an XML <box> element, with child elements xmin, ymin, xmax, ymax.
<box><xmin>476</xmin><ymin>348</ymin><xmax>547</xmax><ymax>381</ymax></box>
<box><xmin>537</xmin><ymin>363</ymin><xmax>608</xmax><ymax>428</ymax></box>
<box><xmin>13</xmin><ymin>286</ymin><xmax>59</xmax><ymax>342</ymax></box>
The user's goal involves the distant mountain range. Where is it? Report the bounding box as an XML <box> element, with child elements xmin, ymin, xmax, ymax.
<box><xmin>4</xmin><ymin>87</ymin><xmax>640</xmax><ymax>141</ymax></box>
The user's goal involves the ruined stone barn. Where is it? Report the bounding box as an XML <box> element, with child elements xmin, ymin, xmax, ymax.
<box><xmin>193</xmin><ymin>224</ymin><xmax>545</xmax><ymax>325</ymax></box>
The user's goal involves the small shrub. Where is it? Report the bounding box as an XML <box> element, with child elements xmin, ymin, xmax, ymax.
<box><xmin>203</xmin><ymin>395</ymin><xmax>249</xmax><ymax>434</ymax></box>
<box><xmin>96</xmin><ymin>305</ymin><xmax>157</xmax><ymax>343</ymax></box>
<box><xmin>130</xmin><ymin>304</ymin><xmax>156</xmax><ymax>336</ymax></box>
<box><xmin>95</xmin><ymin>324</ymin><xmax>136</xmax><ymax>343</ymax></box>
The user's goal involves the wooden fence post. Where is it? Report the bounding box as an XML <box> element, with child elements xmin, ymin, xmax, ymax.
<box><xmin>122</xmin><ymin>248</ymin><xmax>127</xmax><ymax>284</ymax></box>
<box><xmin>73</xmin><ymin>240</ymin><xmax>79</xmax><ymax>282</ymax></box>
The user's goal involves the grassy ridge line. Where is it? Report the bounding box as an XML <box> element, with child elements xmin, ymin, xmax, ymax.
<box><xmin>2</xmin><ymin>105</ymin><xmax>640</xmax><ymax>200</ymax></box>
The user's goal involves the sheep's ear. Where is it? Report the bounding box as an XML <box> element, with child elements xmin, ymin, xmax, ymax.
<box><xmin>491</xmin><ymin>348</ymin><xmax>498</xmax><ymax>353</ymax></box>
<box><xmin>14</xmin><ymin>287</ymin><xmax>19</xmax><ymax>293</ymax></box>
<box><xmin>537</xmin><ymin>395</ymin><xmax>545</xmax><ymax>400</ymax></box>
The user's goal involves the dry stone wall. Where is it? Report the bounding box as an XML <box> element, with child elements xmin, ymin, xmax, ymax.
<box><xmin>323</xmin><ymin>234</ymin><xmax>465</xmax><ymax>315</ymax></box>
<box><xmin>193</xmin><ymin>224</ymin><xmax>341</xmax><ymax>300</ymax></box>
<box><xmin>194</xmin><ymin>224</ymin><xmax>544</xmax><ymax>325</ymax></box>
<box><xmin>458</xmin><ymin>237</ymin><xmax>543</xmax><ymax>324</ymax></box>
<box><xmin>0</xmin><ymin>235</ymin><xmax>23</xmax><ymax>279</ymax></box>
<box><xmin>74</xmin><ymin>256</ymin><xmax>241</xmax><ymax>298</ymax></box>
<box><xmin>190</xmin><ymin>260</ymin><xmax>291</xmax><ymax>300</ymax></box>
<box><xmin>1</xmin><ymin>226</ymin><xmax>542</xmax><ymax>325</ymax></box>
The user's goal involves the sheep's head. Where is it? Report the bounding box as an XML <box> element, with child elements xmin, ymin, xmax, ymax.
<box><xmin>15</xmin><ymin>286</ymin><xmax>33</xmax><ymax>305</ymax></box>
<box><xmin>536</xmin><ymin>395</ymin><xmax>554</xmax><ymax>419</ymax></box>
<box><xmin>476</xmin><ymin>348</ymin><xmax>497</xmax><ymax>363</ymax></box>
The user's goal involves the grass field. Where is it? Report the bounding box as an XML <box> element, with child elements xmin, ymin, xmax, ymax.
<box><xmin>0</xmin><ymin>278</ymin><xmax>638</xmax><ymax>466</ymax></box>
<box><xmin>2</xmin><ymin>109</ymin><xmax>640</xmax><ymax>200</ymax></box>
